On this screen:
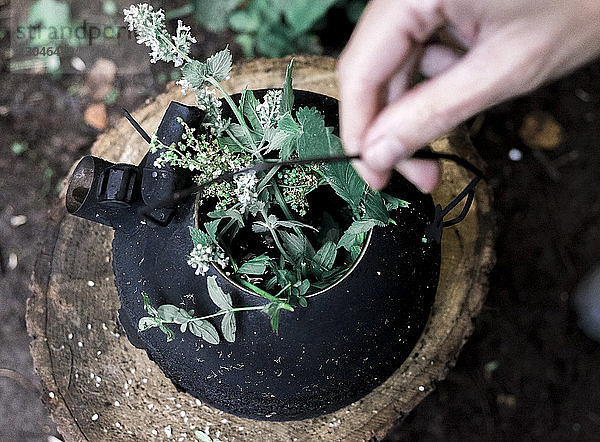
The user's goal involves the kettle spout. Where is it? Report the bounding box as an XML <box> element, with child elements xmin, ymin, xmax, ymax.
<box><xmin>66</xmin><ymin>156</ymin><xmax>141</xmax><ymax>228</ymax></box>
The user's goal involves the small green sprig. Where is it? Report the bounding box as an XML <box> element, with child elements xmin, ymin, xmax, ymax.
<box><xmin>138</xmin><ymin>276</ymin><xmax>293</xmax><ymax>343</ymax></box>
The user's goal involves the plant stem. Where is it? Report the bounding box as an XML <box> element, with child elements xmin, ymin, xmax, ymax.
<box><xmin>259</xmin><ymin>211</ymin><xmax>293</xmax><ymax>263</ymax></box>
<box><xmin>271</xmin><ymin>181</ymin><xmax>304</xmax><ymax>237</ymax></box>
<box><xmin>208</xmin><ymin>78</ymin><xmax>257</xmax><ymax>151</ymax></box>
<box><xmin>274</xmin><ymin>283</ymin><xmax>292</xmax><ymax>298</ymax></box>
<box><xmin>234</xmin><ymin>278</ymin><xmax>290</xmax><ymax>306</ymax></box>
<box><xmin>189</xmin><ymin>305</ymin><xmax>264</xmax><ymax>322</ymax></box>
<box><xmin>257</xmin><ymin>165</ymin><xmax>280</xmax><ymax>193</ymax></box>
<box><xmin>272</xmin><ymin>182</ymin><xmax>293</xmax><ymax>220</ymax></box>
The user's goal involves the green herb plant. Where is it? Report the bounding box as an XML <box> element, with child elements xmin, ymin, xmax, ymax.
<box><xmin>167</xmin><ymin>0</ymin><xmax>367</xmax><ymax>58</ymax></box>
<box><xmin>126</xmin><ymin>4</ymin><xmax>409</xmax><ymax>344</ymax></box>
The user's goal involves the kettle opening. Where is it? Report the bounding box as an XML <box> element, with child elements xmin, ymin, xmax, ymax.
<box><xmin>66</xmin><ymin>156</ymin><xmax>96</xmax><ymax>214</ymax></box>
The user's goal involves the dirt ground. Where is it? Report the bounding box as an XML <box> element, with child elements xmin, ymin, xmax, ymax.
<box><xmin>1</xmin><ymin>4</ymin><xmax>599</xmax><ymax>441</ymax></box>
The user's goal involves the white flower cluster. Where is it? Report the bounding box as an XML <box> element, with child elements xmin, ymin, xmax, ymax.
<box><xmin>234</xmin><ymin>171</ymin><xmax>258</xmax><ymax>210</ymax></box>
<box><xmin>172</xmin><ymin>20</ymin><xmax>196</xmax><ymax>67</ymax></box>
<box><xmin>195</xmin><ymin>88</ymin><xmax>230</xmax><ymax>136</ymax></box>
<box><xmin>256</xmin><ymin>90</ymin><xmax>282</xmax><ymax>128</ymax></box>
<box><xmin>187</xmin><ymin>244</ymin><xmax>228</xmax><ymax>276</ymax></box>
<box><xmin>123</xmin><ymin>4</ymin><xmax>195</xmax><ymax>66</ymax></box>
<box><xmin>176</xmin><ymin>78</ymin><xmax>193</xmax><ymax>95</ymax></box>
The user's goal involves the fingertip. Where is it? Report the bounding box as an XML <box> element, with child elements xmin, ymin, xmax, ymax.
<box><xmin>361</xmin><ymin>137</ymin><xmax>406</xmax><ymax>172</ymax></box>
<box><xmin>352</xmin><ymin>161</ymin><xmax>392</xmax><ymax>191</ymax></box>
<box><xmin>395</xmin><ymin>159</ymin><xmax>440</xmax><ymax>193</ymax></box>
<box><xmin>342</xmin><ymin>137</ymin><xmax>361</xmax><ymax>156</ymax></box>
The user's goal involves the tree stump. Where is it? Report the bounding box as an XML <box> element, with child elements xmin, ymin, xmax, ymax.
<box><xmin>27</xmin><ymin>56</ymin><xmax>495</xmax><ymax>441</ymax></box>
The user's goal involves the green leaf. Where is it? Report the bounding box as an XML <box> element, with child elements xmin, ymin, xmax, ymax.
<box><xmin>296</xmin><ymin>106</ymin><xmax>327</xmax><ymax>157</ymax></box>
<box><xmin>222</xmin><ymin>312</ymin><xmax>236</xmax><ymax>343</ymax></box>
<box><xmin>273</xmin><ymin>113</ymin><xmax>300</xmax><ymax>159</ymax></box>
<box><xmin>323</xmin><ymin>158</ymin><xmax>366</xmax><ymax>211</ymax></box>
<box><xmin>279</xmin><ymin>231</ymin><xmax>314</xmax><ymax>261</ymax></box>
<box><xmin>313</xmin><ymin>241</ymin><xmax>337</xmax><ymax>271</ymax></box>
<box><xmin>237</xmin><ymin>254</ymin><xmax>271</xmax><ymax>275</ymax></box>
<box><xmin>337</xmin><ymin>219</ymin><xmax>382</xmax><ymax>251</ymax></box>
<box><xmin>158</xmin><ymin>323</ymin><xmax>176</xmax><ymax>342</ymax></box>
<box><xmin>298</xmin><ymin>296</ymin><xmax>308</xmax><ymax>307</ymax></box>
<box><xmin>275</xmin><ymin>219</ymin><xmax>318</xmax><ymax>231</ymax></box>
<box><xmin>275</xmin><ymin>268</ymin><xmax>294</xmax><ymax>288</ymax></box>
<box><xmin>263</xmin><ymin>302</ymin><xmax>285</xmax><ymax>334</ymax></box>
<box><xmin>208</xmin><ymin>208</ymin><xmax>244</xmax><ymax>226</ymax></box>
<box><xmin>251</xmin><ymin>222</ymin><xmax>269</xmax><ymax>233</ymax></box>
<box><xmin>363</xmin><ymin>190</ymin><xmax>390</xmax><ymax>224</ymax></box>
<box><xmin>248</xmin><ymin>200</ymin><xmax>266</xmax><ymax>217</ymax></box>
<box><xmin>296</xmin><ymin>107</ymin><xmax>366</xmax><ymax>209</ymax></box>
<box><xmin>205</xmin><ymin>47</ymin><xmax>233</xmax><ymax>82</ymax></box>
<box><xmin>381</xmin><ymin>192</ymin><xmax>410</xmax><ymax>210</ymax></box>
<box><xmin>141</xmin><ymin>292</ymin><xmax>158</xmax><ymax>317</ymax></box>
<box><xmin>157</xmin><ymin>305</ymin><xmax>190</xmax><ymax>323</ymax></box>
<box><xmin>294</xmin><ymin>279</ymin><xmax>310</xmax><ymax>297</ymax></box>
<box><xmin>280</xmin><ymin>59</ymin><xmax>294</xmax><ymax>116</ymax></box>
<box><xmin>262</xmin><ymin>128</ymin><xmax>289</xmax><ymax>154</ymax></box>
<box><xmin>204</xmin><ymin>220</ymin><xmax>221</xmax><ymax>242</ymax></box>
<box><xmin>206</xmin><ymin>276</ymin><xmax>233</xmax><ymax>310</ymax></box>
<box><xmin>192</xmin><ymin>0</ymin><xmax>242</xmax><ymax>33</ymax></box>
<box><xmin>189</xmin><ymin>226</ymin><xmax>211</xmax><ymax>247</ymax></box>
<box><xmin>350</xmin><ymin>245</ymin><xmax>362</xmax><ymax>261</ymax></box>
<box><xmin>280</xmin><ymin>137</ymin><xmax>297</xmax><ymax>160</ymax></box>
<box><xmin>241</xmin><ymin>89</ymin><xmax>262</xmax><ymax>133</ymax></box>
<box><xmin>284</xmin><ymin>0</ymin><xmax>338</xmax><ymax>34</ymax></box>
<box><xmin>228</xmin><ymin>123</ymin><xmax>260</xmax><ymax>148</ymax></box>
<box><xmin>188</xmin><ymin>320</ymin><xmax>220</xmax><ymax>345</ymax></box>
<box><xmin>138</xmin><ymin>316</ymin><xmax>158</xmax><ymax>332</ymax></box>
<box><xmin>182</xmin><ymin>60</ymin><xmax>207</xmax><ymax>90</ymax></box>
<box><xmin>278</xmin><ymin>113</ymin><xmax>300</xmax><ymax>136</ymax></box>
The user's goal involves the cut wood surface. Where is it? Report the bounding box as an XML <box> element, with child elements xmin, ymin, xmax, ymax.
<box><xmin>27</xmin><ymin>55</ymin><xmax>495</xmax><ymax>441</ymax></box>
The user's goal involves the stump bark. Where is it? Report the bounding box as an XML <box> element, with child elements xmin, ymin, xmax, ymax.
<box><xmin>27</xmin><ymin>55</ymin><xmax>495</xmax><ymax>441</ymax></box>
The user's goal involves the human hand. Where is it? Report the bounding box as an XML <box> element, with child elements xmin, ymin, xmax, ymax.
<box><xmin>337</xmin><ymin>0</ymin><xmax>600</xmax><ymax>191</ymax></box>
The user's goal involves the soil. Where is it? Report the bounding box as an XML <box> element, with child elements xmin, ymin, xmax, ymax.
<box><xmin>1</xmin><ymin>2</ymin><xmax>599</xmax><ymax>440</ymax></box>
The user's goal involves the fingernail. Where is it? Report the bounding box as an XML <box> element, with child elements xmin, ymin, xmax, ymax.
<box><xmin>362</xmin><ymin>137</ymin><xmax>406</xmax><ymax>172</ymax></box>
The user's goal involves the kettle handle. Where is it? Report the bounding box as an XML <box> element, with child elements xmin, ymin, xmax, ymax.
<box><xmin>415</xmin><ymin>150</ymin><xmax>483</xmax><ymax>244</ymax></box>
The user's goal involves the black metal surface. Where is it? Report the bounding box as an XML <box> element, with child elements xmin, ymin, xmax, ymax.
<box><xmin>66</xmin><ymin>91</ymin><xmax>441</xmax><ymax>420</ymax></box>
